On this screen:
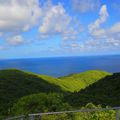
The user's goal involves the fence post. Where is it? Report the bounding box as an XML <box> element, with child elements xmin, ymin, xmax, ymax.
<box><xmin>38</xmin><ymin>115</ymin><xmax>41</xmax><ymax>120</ymax></box>
<box><xmin>20</xmin><ymin>116</ymin><xmax>24</xmax><ymax>120</ymax></box>
<box><xmin>29</xmin><ymin>115</ymin><xmax>34</xmax><ymax>120</ymax></box>
<box><xmin>116</xmin><ymin>109</ymin><xmax>119</xmax><ymax>120</ymax></box>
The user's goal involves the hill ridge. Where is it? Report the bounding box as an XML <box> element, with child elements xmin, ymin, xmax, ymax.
<box><xmin>0</xmin><ymin>68</ymin><xmax>111</xmax><ymax>117</ymax></box>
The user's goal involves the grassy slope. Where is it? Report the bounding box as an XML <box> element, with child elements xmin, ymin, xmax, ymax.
<box><xmin>0</xmin><ymin>69</ymin><xmax>62</xmax><ymax>116</ymax></box>
<box><xmin>58</xmin><ymin>70</ymin><xmax>111</xmax><ymax>92</ymax></box>
<box><xmin>66</xmin><ymin>73</ymin><xmax>120</xmax><ymax>108</ymax></box>
<box><xmin>0</xmin><ymin>69</ymin><xmax>111</xmax><ymax>117</ymax></box>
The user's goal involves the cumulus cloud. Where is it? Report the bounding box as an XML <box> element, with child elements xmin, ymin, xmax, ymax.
<box><xmin>38</xmin><ymin>1</ymin><xmax>82</xmax><ymax>39</ymax></box>
<box><xmin>89</xmin><ymin>5</ymin><xmax>108</xmax><ymax>37</ymax></box>
<box><xmin>86</xmin><ymin>5</ymin><xmax>120</xmax><ymax>51</ymax></box>
<box><xmin>1</xmin><ymin>0</ymin><xmax>119</xmax><ymax>53</ymax></box>
<box><xmin>63</xmin><ymin>36</ymin><xmax>78</xmax><ymax>41</ymax></box>
<box><xmin>39</xmin><ymin>3</ymin><xmax>71</xmax><ymax>34</ymax></box>
<box><xmin>0</xmin><ymin>0</ymin><xmax>41</xmax><ymax>33</ymax></box>
<box><xmin>0</xmin><ymin>0</ymin><xmax>82</xmax><ymax>47</ymax></box>
<box><xmin>109</xmin><ymin>22</ymin><xmax>120</xmax><ymax>33</ymax></box>
<box><xmin>88</xmin><ymin>5</ymin><xmax>120</xmax><ymax>40</ymax></box>
<box><xmin>0</xmin><ymin>0</ymin><xmax>41</xmax><ymax>47</ymax></box>
<box><xmin>6</xmin><ymin>35</ymin><xmax>24</xmax><ymax>46</ymax></box>
<box><xmin>88</xmin><ymin>4</ymin><xmax>120</xmax><ymax>41</ymax></box>
<box><xmin>72</xmin><ymin>0</ymin><xmax>100</xmax><ymax>13</ymax></box>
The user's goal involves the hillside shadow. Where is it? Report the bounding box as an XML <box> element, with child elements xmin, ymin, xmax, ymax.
<box><xmin>66</xmin><ymin>73</ymin><xmax>120</xmax><ymax>107</ymax></box>
<box><xmin>0</xmin><ymin>69</ymin><xmax>66</xmax><ymax>117</ymax></box>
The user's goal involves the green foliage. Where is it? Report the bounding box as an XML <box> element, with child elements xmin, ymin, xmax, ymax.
<box><xmin>0</xmin><ymin>69</ymin><xmax>63</xmax><ymax>117</ymax></box>
<box><xmin>40</xmin><ymin>70</ymin><xmax>111</xmax><ymax>92</ymax></box>
<box><xmin>11</xmin><ymin>93</ymin><xmax>72</xmax><ymax>120</ymax></box>
<box><xmin>59</xmin><ymin>70</ymin><xmax>111</xmax><ymax>92</ymax></box>
<box><xmin>66</xmin><ymin>73</ymin><xmax>120</xmax><ymax>108</ymax></box>
<box><xmin>73</xmin><ymin>103</ymin><xmax>115</xmax><ymax>120</ymax></box>
<box><xmin>11</xmin><ymin>93</ymin><xmax>71</xmax><ymax>114</ymax></box>
<box><xmin>0</xmin><ymin>68</ymin><xmax>115</xmax><ymax>119</ymax></box>
<box><xmin>41</xmin><ymin>114</ymin><xmax>72</xmax><ymax>120</ymax></box>
<box><xmin>12</xmin><ymin>99</ymin><xmax>116</xmax><ymax>120</ymax></box>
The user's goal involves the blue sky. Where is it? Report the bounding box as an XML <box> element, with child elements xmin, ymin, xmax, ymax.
<box><xmin>0</xmin><ymin>0</ymin><xmax>120</xmax><ymax>59</ymax></box>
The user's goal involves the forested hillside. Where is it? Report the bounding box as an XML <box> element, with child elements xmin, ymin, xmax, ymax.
<box><xmin>0</xmin><ymin>69</ymin><xmax>62</xmax><ymax>117</ymax></box>
<box><xmin>66</xmin><ymin>73</ymin><xmax>120</xmax><ymax>108</ymax></box>
<box><xmin>0</xmin><ymin>69</ymin><xmax>117</xmax><ymax>120</ymax></box>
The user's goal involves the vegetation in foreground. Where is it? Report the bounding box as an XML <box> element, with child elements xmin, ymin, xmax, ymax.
<box><xmin>11</xmin><ymin>93</ymin><xmax>116</xmax><ymax>120</ymax></box>
<box><xmin>0</xmin><ymin>69</ymin><xmax>63</xmax><ymax>118</ymax></box>
<box><xmin>0</xmin><ymin>69</ymin><xmax>120</xmax><ymax>120</ymax></box>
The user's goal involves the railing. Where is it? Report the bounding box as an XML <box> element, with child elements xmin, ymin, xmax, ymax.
<box><xmin>3</xmin><ymin>115</ymin><xmax>25</xmax><ymax>120</ymax></box>
<box><xmin>4</xmin><ymin>107</ymin><xmax>120</xmax><ymax>120</ymax></box>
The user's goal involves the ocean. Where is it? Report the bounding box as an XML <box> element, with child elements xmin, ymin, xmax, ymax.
<box><xmin>0</xmin><ymin>55</ymin><xmax>120</xmax><ymax>77</ymax></box>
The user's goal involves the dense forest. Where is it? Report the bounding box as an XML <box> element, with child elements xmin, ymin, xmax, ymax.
<box><xmin>0</xmin><ymin>69</ymin><xmax>120</xmax><ymax>120</ymax></box>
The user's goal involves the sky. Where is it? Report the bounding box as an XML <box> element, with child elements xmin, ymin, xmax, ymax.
<box><xmin>0</xmin><ymin>0</ymin><xmax>120</xmax><ymax>59</ymax></box>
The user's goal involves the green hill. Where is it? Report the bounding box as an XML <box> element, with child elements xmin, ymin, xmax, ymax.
<box><xmin>40</xmin><ymin>70</ymin><xmax>111</xmax><ymax>92</ymax></box>
<box><xmin>66</xmin><ymin>72</ymin><xmax>120</xmax><ymax>108</ymax></box>
<box><xmin>59</xmin><ymin>70</ymin><xmax>111</xmax><ymax>92</ymax></box>
<box><xmin>0</xmin><ymin>69</ymin><xmax>62</xmax><ymax>117</ymax></box>
<box><xmin>0</xmin><ymin>69</ymin><xmax>111</xmax><ymax>118</ymax></box>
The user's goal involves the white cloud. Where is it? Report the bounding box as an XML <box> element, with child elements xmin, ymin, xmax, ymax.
<box><xmin>109</xmin><ymin>22</ymin><xmax>120</xmax><ymax>33</ymax></box>
<box><xmin>89</xmin><ymin>5</ymin><xmax>120</xmax><ymax>39</ymax></box>
<box><xmin>38</xmin><ymin>1</ymin><xmax>82</xmax><ymax>39</ymax></box>
<box><xmin>89</xmin><ymin>5</ymin><xmax>108</xmax><ymax>37</ymax></box>
<box><xmin>72</xmin><ymin>0</ymin><xmax>100</xmax><ymax>13</ymax></box>
<box><xmin>0</xmin><ymin>0</ymin><xmax>83</xmax><ymax>47</ymax></box>
<box><xmin>39</xmin><ymin>3</ymin><xmax>71</xmax><ymax>34</ymax></box>
<box><xmin>87</xmin><ymin>5</ymin><xmax>120</xmax><ymax>51</ymax></box>
<box><xmin>88</xmin><ymin>4</ymin><xmax>120</xmax><ymax>41</ymax></box>
<box><xmin>7</xmin><ymin>35</ymin><xmax>24</xmax><ymax>46</ymax></box>
<box><xmin>63</xmin><ymin>36</ymin><xmax>78</xmax><ymax>41</ymax></box>
<box><xmin>0</xmin><ymin>0</ymin><xmax>41</xmax><ymax>33</ymax></box>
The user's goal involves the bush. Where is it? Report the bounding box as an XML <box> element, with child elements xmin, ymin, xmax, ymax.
<box><xmin>11</xmin><ymin>93</ymin><xmax>72</xmax><ymax>120</ymax></box>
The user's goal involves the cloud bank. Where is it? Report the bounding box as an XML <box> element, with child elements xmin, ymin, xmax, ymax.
<box><xmin>0</xmin><ymin>0</ymin><xmax>120</xmax><ymax>55</ymax></box>
<box><xmin>0</xmin><ymin>0</ymin><xmax>41</xmax><ymax>33</ymax></box>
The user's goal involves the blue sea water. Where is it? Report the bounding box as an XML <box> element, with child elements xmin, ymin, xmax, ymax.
<box><xmin>0</xmin><ymin>55</ymin><xmax>120</xmax><ymax>77</ymax></box>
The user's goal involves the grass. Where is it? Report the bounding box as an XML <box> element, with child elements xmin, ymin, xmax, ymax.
<box><xmin>0</xmin><ymin>68</ymin><xmax>111</xmax><ymax>117</ymax></box>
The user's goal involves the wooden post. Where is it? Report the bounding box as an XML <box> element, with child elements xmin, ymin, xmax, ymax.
<box><xmin>116</xmin><ymin>109</ymin><xmax>119</xmax><ymax>120</ymax></box>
